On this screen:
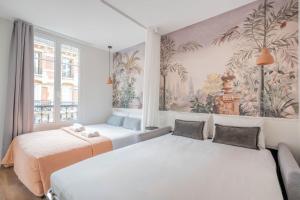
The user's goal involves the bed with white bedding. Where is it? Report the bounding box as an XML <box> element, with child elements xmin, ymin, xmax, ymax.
<box><xmin>85</xmin><ymin>124</ymin><xmax>142</xmax><ymax>149</ymax></box>
<box><xmin>50</xmin><ymin>134</ymin><xmax>283</xmax><ymax>200</ymax></box>
<box><xmin>1</xmin><ymin>123</ymin><xmax>143</xmax><ymax>196</ymax></box>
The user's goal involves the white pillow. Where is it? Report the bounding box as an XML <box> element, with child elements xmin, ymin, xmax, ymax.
<box><xmin>213</xmin><ymin>114</ymin><xmax>265</xmax><ymax>149</ymax></box>
<box><xmin>172</xmin><ymin>112</ymin><xmax>212</xmax><ymax>140</ymax></box>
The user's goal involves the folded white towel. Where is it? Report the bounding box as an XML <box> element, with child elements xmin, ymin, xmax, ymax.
<box><xmin>81</xmin><ymin>130</ymin><xmax>100</xmax><ymax>138</ymax></box>
<box><xmin>70</xmin><ymin>123</ymin><xmax>85</xmax><ymax>132</ymax></box>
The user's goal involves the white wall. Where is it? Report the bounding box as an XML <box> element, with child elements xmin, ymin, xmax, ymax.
<box><xmin>264</xmin><ymin>118</ymin><xmax>300</xmax><ymax>162</ymax></box>
<box><xmin>159</xmin><ymin>111</ymin><xmax>300</xmax><ymax>164</ymax></box>
<box><xmin>0</xmin><ymin>18</ymin><xmax>13</xmax><ymax>157</ymax></box>
<box><xmin>78</xmin><ymin>44</ymin><xmax>112</xmax><ymax>124</ymax></box>
<box><xmin>0</xmin><ymin>18</ymin><xmax>112</xmax><ymax>156</ymax></box>
<box><xmin>112</xmin><ymin>108</ymin><xmax>142</xmax><ymax>119</ymax></box>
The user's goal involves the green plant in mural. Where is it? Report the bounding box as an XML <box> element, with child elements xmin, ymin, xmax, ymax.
<box><xmin>159</xmin><ymin>88</ymin><xmax>173</xmax><ymax>110</ymax></box>
<box><xmin>190</xmin><ymin>95</ymin><xmax>216</xmax><ymax>113</ymax></box>
<box><xmin>112</xmin><ymin>72</ymin><xmax>121</xmax><ymax>107</ymax></box>
<box><xmin>212</xmin><ymin>26</ymin><xmax>240</xmax><ymax>45</ymax></box>
<box><xmin>120</xmin><ymin>77</ymin><xmax>137</xmax><ymax>108</ymax></box>
<box><xmin>160</xmin><ymin>35</ymin><xmax>202</xmax><ymax>110</ymax></box>
<box><xmin>212</xmin><ymin>0</ymin><xmax>298</xmax><ymax>118</ymax></box>
<box><xmin>112</xmin><ymin>52</ymin><xmax>124</xmax><ymax>107</ymax></box>
<box><xmin>264</xmin><ymin>83</ymin><xmax>298</xmax><ymax>118</ymax></box>
<box><xmin>121</xmin><ymin>51</ymin><xmax>142</xmax><ymax>75</ymax></box>
<box><xmin>190</xmin><ymin>97</ymin><xmax>208</xmax><ymax>113</ymax></box>
<box><xmin>189</xmin><ymin>74</ymin><xmax>222</xmax><ymax>114</ymax></box>
<box><xmin>112</xmin><ymin>50</ymin><xmax>142</xmax><ymax>108</ymax></box>
<box><xmin>177</xmin><ymin>41</ymin><xmax>203</xmax><ymax>52</ymax></box>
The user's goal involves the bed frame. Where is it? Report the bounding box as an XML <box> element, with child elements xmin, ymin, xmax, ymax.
<box><xmin>278</xmin><ymin>143</ymin><xmax>300</xmax><ymax>200</ymax></box>
<box><xmin>269</xmin><ymin>148</ymin><xmax>288</xmax><ymax>200</ymax></box>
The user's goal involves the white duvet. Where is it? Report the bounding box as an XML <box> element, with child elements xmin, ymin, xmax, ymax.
<box><xmin>51</xmin><ymin>134</ymin><xmax>283</xmax><ymax>200</ymax></box>
<box><xmin>85</xmin><ymin>124</ymin><xmax>141</xmax><ymax>149</ymax></box>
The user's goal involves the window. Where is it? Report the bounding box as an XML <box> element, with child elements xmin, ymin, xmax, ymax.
<box><xmin>62</xmin><ymin>58</ymin><xmax>73</xmax><ymax>78</ymax></box>
<box><xmin>60</xmin><ymin>44</ymin><xmax>79</xmax><ymax>121</ymax></box>
<box><xmin>33</xmin><ymin>36</ymin><xmax>80</xmax><ymax>125</ymax></box>
<box><xmin>34</xmin><ymin>37</ymin><xmax>55</xmax><ymax>124</ymax></box>
<box><xmin>34</xmin><ymin>52</ymin><xmax>42</xmax><ymax>75</ymax></box>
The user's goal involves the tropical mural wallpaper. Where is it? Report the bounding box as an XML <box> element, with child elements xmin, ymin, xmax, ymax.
<box><xmin>113</xmin><ymin>43</ymin><xmax>145</xmax><ymax>109</ymax></box>
<box><xmin>159</xmin><ymin>0</ymin><xmax>299</xmax><ymax>119</ymax></box>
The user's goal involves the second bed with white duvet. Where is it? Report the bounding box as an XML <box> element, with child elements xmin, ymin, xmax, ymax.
<box><xmin>50</xmin><ymin>134</ymin><xmax>283</xmax><ymax>200</ymax></box>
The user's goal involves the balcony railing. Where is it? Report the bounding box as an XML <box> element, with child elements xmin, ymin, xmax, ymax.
<box><xmin>60</xmin><ymin>102</ymin><xmax>78</xmax><ymax>121</ymax></box>
<box><xmin>34</xmin><ymin>100</ymin><xmax>78</xmax><ymax>124</ymax></box>
<box><xmin>34</xmin><ymin>100</ymin><xmax>54</xmax><ymax>124</ymax></box>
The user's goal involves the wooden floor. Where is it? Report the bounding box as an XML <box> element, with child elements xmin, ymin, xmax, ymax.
<box><xmin>0</xmin><ymin>167</ymin><xmax>45</xmax><ymax>200</ymax></box>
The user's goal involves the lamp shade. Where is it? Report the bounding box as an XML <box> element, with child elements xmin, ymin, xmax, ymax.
<box><xmin>106</xmin><ymin>76</ymin><xmax>113</xmax><ymax>84</ymax></box>
<box><xmin>256</xmin><ymin>48</ymin><xmax>274</xmax><ymax>65</ymax></box>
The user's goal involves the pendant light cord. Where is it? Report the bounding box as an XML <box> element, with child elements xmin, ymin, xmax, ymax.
<box><xmin>108</xmin><ymin>46</ymin><xmax>112</xmax><ymax>77</ymax></box>
<box><xmin>263</xmin><ymin>0</ymin><xmax>267</xmax><ymax>48</ymax></box>
<box><xmin>260</xmin><ymin>0</ymin><xmax>268</xmax><ymax>117</ymax></box>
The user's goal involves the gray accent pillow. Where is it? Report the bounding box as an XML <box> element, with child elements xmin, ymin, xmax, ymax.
<box><xmin>172</xmin><ymin>119</ymin><xmax>205</xmax><ymax>140</ymax></box>
<box><xmin>106</xmin><ymin>115</ymin><xmax>124</xmax><ymax>127</ymax></box>
<box><xmin>213</xmin><ymin>124</ymin><xmax>260</xmax><ymax>150</ymax></box>
<box><xmin>122</xmin><ymin>117</ymin><xmax>141</xmax><ymax>131</ymax></box>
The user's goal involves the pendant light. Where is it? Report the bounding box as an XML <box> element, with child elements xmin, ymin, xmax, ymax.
<box><xmin>106</xmin><ymin>45</ymin><xmax>113</xmax><ymax>84</ymax></box>
<box><xmin>256</xmin><ymin>0</ymin><xmax>274</xmax><ymax>65</ymax></box>
<box><xmin>256</xmin><ymin>47</ymin><xmax>274</xmax><ymax>65</ymax></box>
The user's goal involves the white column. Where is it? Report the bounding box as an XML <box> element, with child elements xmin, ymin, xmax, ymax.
<box><xmin>141</xmin><ymin>28</ymin><xmax>161</xmax><ymax>130</ymax></box>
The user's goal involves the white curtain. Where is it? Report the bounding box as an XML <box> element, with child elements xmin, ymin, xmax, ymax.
<box><xmin>141</xmin><ymin>28</ymin><xmax>161</xmax><ymax>130</ymax></box>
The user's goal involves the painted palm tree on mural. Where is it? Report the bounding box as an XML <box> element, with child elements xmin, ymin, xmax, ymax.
<box><xmin>212</xmin><ymin>0</ymin><xmax>298</xmax><ymax>118</ymax></box>
<box><xmin>160</xmin><ymin>35</ymin><xmax>202</xmax><ymax>110</ymax></box>
<box><xmin>113</xmin><ymin>50</ymin><xmax>142</xmax><ymax>108</ymax></box>
<box><xmin>114</xmin><ymin>50</ymin><xmax>142</xmax><ymax>75</ymax></box>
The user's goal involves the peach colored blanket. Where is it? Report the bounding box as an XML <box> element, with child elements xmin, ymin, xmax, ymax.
<box><xmin>1</xmin><ymin>128</ymin><xmax>112</xmax><ymax>196</ymax></box>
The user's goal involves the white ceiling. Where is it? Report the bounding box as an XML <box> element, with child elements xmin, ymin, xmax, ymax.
<box><xmin>0</xmin><ymin>0</ymin><xmax>255</xmax><ymax>51</ymax></box>
<box><xmin>0</xmin><ymin>0</ymin><xmax>145</xmax><ymax>51</ymax></box>
<box><xmin>107</xmin><ymin>0</ymin><xmax>256</xmax><ymax>35</ymax></box>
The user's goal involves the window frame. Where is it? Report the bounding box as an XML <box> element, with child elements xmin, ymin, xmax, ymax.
<box><xmin>62</xmin><ymin>57</ymin><xmax>74</xmax><ymax>79</ymax></box>
<box><xmin>60</xmin><ymin>43</ymin><xmax>80</xmax><ymax>122</ymax></box>
<box><xmin>34</xmin><ymin>51</ymin><xmax>43</xmax><ymax>75</ymax></box>
<box><xmin>34</xmin><ymin>31</ymin><xmax>81</xmax><ymax>131</ymax></box>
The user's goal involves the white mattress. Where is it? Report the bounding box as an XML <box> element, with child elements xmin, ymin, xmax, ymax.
<box><xmin>85</xmin><ymin>124</ymin><xmax>142</xmax><ymax>149</ymax></box>
<box><xmin>51</xmin><ymin>134</ymin><xmax>283</xmax><ymax>200</ymax></box>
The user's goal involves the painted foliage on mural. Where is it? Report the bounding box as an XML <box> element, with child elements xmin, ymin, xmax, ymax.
<box><xmin>159</xmin><ymin>0</ymin><xmax>298</xmax><ymax>118</ymax></box>
<box><xmin>113</xmin><ymin>43</ymin><xmax>145</xmax><ymax>109</ymax></box>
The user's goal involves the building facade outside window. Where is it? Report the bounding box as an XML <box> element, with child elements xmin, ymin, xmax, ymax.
<box><xmin>33</xmin><ymin>35</ymin><xmax>80</xmax><ymax>125</ymax></box>
<box><xmin>60</xmin><ymin>44</ymin><xmax>79</xmax><ymax>121</ymax></box>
